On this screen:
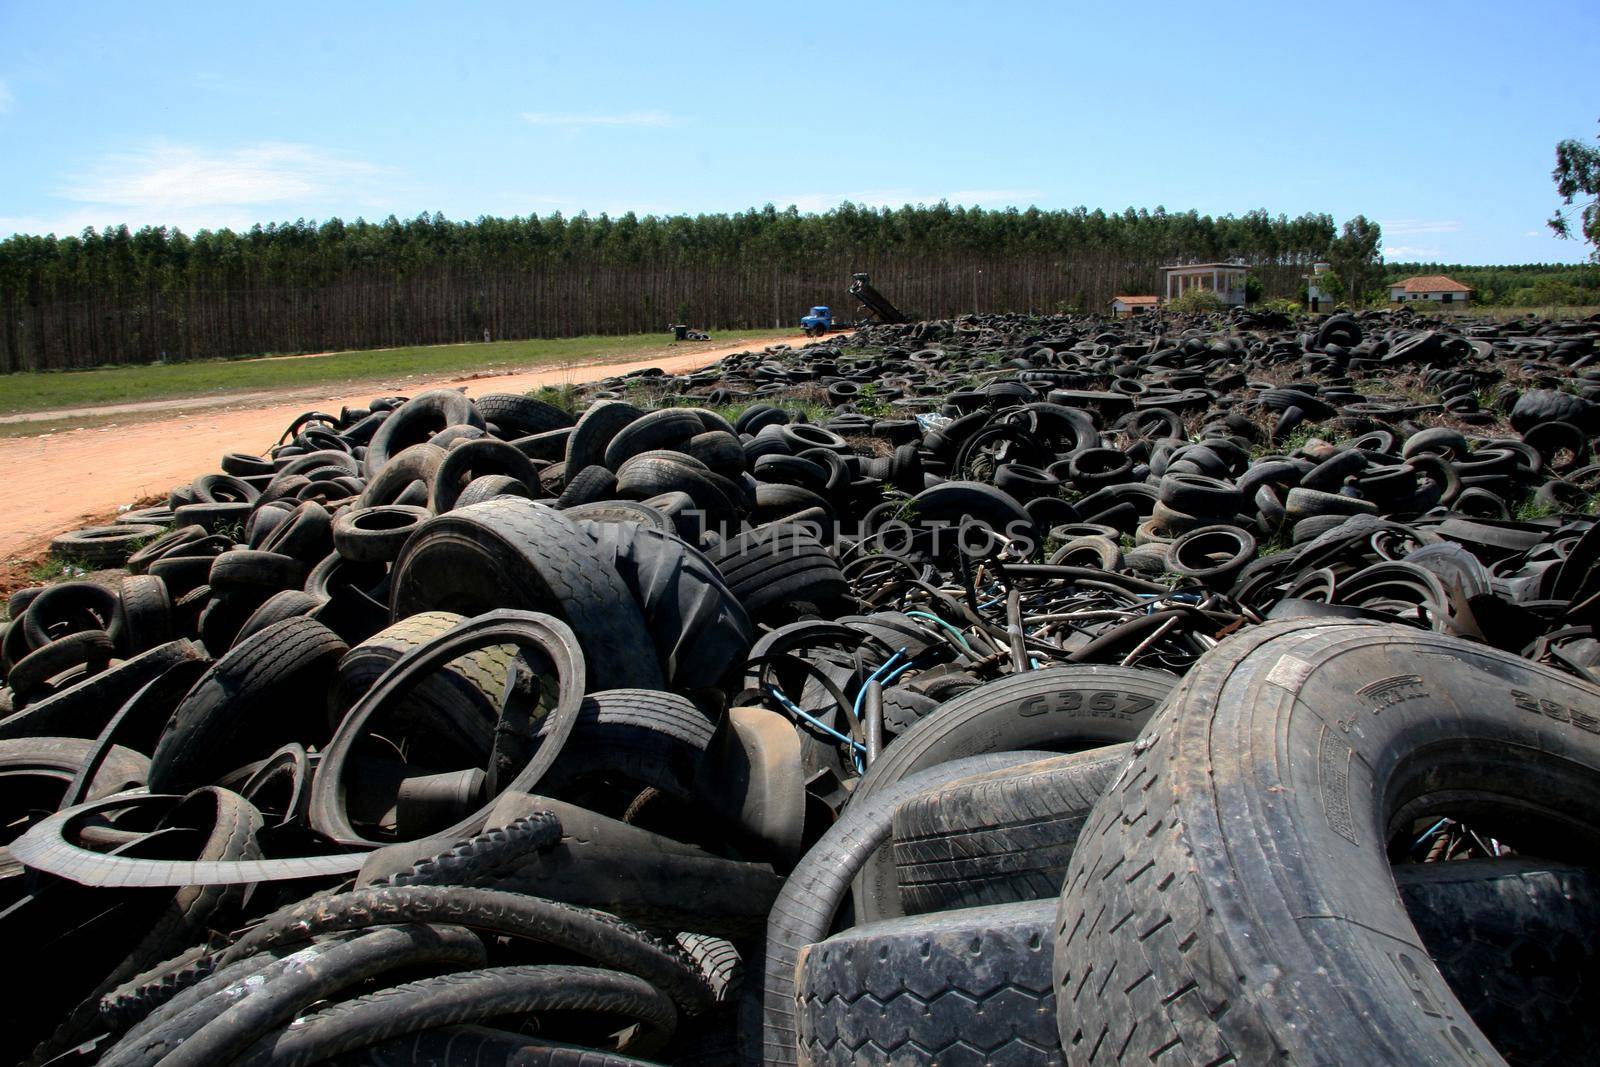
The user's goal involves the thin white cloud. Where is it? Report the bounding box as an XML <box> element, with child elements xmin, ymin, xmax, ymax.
<box><xmin>0</xmin><ymin>210</ymin><xmax>149</xmax><ymax>239</ymax></box>
<box><xmin>1379</xmin><ymin>219</ymin><xmax>1461</xmax><ymax>237</ymax></box>
<box><xmin>63</xmin><ymin>142</ymin><xmax>382</xmax><ymax>212</ymax></box>
<box><xmin>0</xmin><ymin>79</ymin><xmax>13</xmax><ymax>114</ymax></box>
<box><xmin>1384</xmin><ymin>245</ymin><xmax>1444</xmax><ymax>260</ymax></box>
<box><xmin>1525</xmin><ymin>230</ymin><xmax>1545</xmax><ymax>238</ymax></box>
<box><xmin>520</xmin><ymin>111</ymin><xmax>681</xmax><ymax>127</ymax></box>
<box><xmin>0</xmin><ymin>141</ymin><xmax>402</xmax><ymax>236</ymax></box>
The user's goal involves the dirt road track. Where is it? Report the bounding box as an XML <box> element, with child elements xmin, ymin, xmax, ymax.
<box><xmin>0</xmin><ymin>334</ymin><xmax>812</xmax><ymax>565</ymax></box>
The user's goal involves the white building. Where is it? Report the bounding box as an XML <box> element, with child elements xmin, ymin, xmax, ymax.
<box><xmin>1388</xmin><ymin>275</ymin><xmax>1473</xmax><ymax>305</ymax></box>
<box><xmin>1162</xmin><ymin>262</ymin><xmax>1249</xmax><ymax>306</ymax></box>
<box><xmin>1305</xmin><ymin>262</ymin><xmax>1335</xmax><ymax>312</ymax></box>
<box><xmin>1110</xmin><ymin>295</ymin><xmax>1160</xmax><ymax>317</ymax></box>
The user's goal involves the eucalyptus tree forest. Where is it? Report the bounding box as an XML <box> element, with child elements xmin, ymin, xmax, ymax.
<box><xmin>0</xmin><ymin>203</ymin><xmax>1347</xmax><ymax>372</ymax></box>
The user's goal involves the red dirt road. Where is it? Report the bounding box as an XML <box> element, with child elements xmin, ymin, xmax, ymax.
<box><xmin>0</xmin><ymin>334</ymin><xmax>811</xmax><ymax>566</ymax></box>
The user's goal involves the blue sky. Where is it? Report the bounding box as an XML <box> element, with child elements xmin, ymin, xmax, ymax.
<box><xmin>0</xmin><ymin>0</ymin><xmax>1594</xmax><ymax>264</ymax></box>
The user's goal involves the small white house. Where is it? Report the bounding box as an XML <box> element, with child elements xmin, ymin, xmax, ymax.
<box><xmin>1306</xmin><ymin>262</ymin><xmax>1334</xmax><ymax>312</ymax></box>
<box><xmin>1388</xmin><ymin>275</ymin><xmax>1473</xmax><ymax>305</ymax></box>
<box><xmin>1163</xmin><ymin>262</ymin><xmax>1248</xmax><ymax>306</ymax></box>
<box><xmin>1110</xmin><ymin>295</ymin><xmax>1160</xmax><ymax>317</ymax></box>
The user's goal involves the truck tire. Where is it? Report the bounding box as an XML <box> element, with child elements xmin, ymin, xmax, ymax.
<box><xmin>1394</xmin><ymin>859</ymin><xmax>1600</xmax><ymax>1067</ymax></box>
<box><xmin>795</xmin><ymin>900</ymin><xmax>1063</xmax><ymax>1067</ymax></box>
<box><xmin>1052</xmin><ymin>618</ymin><xmax>1600</xmax><ymax>1065</ymax></box>
<box><xmin>759</xmin><ymin>752</ymin><xmax>1056</xmax><ymax>1067</ymax></box>
<box><xmin>849</xmin><ymin>667</ymin><xmax>1170</xmax><ymax>926</ymax></box>
<box><xmin>389</xmin><ymin>499</ymin><xmax>662</xmax><ymax>691</ymax></box>
<box><xmin>891</xmin><ymin>745</ymin><xmax>1131</xmax><ymax>915</ymax></box>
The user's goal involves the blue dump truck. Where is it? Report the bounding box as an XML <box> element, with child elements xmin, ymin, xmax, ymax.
<box><xmin>802</xmin><ymin>274</ymin><xmax>907</xmax><ymax>334</ymax></box>
<box><xmin>800</xmin><ymin>306</ymin><xmax>833</xmax><ymax>337</ymax></box>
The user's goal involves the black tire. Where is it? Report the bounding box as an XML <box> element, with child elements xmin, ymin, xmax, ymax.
<box><xmin>453</xmin><ymin>473</ymin><xmax>536</xmax><ymax>508</ymax></box>
<box><xmin>364</xmin><ymin>389</ymin><xmax>485</xmax><ymax>476</ymax></box>
<box><xmin>230</xmin><ymin>965</ymin><xmax>675</xmax><ymax>1065</ymax></box>
<box><xmin>233</xmin><ymin>590</ymin><xmax>327</xmax><ymax>647</ymax></box>
<box><xmin>563</xmin><ymin>500</ymin><xmax>674</xmax><ymax>534</ymax></box>
<box><xmin>147</xmin><ymin>617</ymin><xmax>347</xmax><ymax>793</ymax></box>
<box><xmin>0</xmin><ymin>638</ymin><xmax>206</xmax><ymax>742</ymax></box>
<box><xmin>1156</xmin><ymin>472</ymin><xmax>1242</xmax><ymax>517</ymax></box>
<box><xmin>208</xmin><ymin>549</ymin><xmax>306</xmax><ymax>594</ymax></box>
<box><xmin>688</xmin><ymin>430</ymin><xmax>745</xmax><ymax>473</ymax></box>
<box><xmin>892</xmin><ymin>745</ymin><xmax>1131</xmax><ymax>915</ymax></box>
<box><xmin>0</xmin><ymin>736</ymin><xmax>148</xmax><ymax>832</ymax></box>
<box><xmin>376</xmin><ymin>812</ymin><xmax>563</xmax><ymax>888</ymax></box>
<box><xmin>335</xmin><ymin>1027</ymin><xmax>657</xmax><ymax>1066</ymax></box>
<box><xmin>50</xmin><ymin>524</ymin><xmax>168</xmax><ymax>567</ymax></box>
<box><xmin>707</xmin><ymin>526</ymin><xmax>849</xmax><ymax>625</ymax></box>
<box><xmin>849</xmin><ymin>667</ymin><xmax>1170</xmax><ymax>926</ymax></box>
<box><xmin>539</xmin><ymin>689</ymin><xmax>716</xmax><ymax>805</ymax></box>
<box><xmin>103</xmin><ymin>946</ymin><xmax>310</xmax><ymax>1060</ymax></box>
<box><xmin>1052</xmin><ymin>618</ymin><xmax>1600</xmax><ymax>1065</ymax></box>
<box><xmin>356</xmin><ymin>443</ymin><xmax>446</xmax><ymax>509</ymax></box>
<box><xmin>222</xmin><ymin>452</ymin><xmax>276</xmax><ymax>477</ymax></box>
<box><xmin>852</xmin><ymin>667</ymin><xmax>1169</xmax><ymax>807</ymax></box>
<box><xmin>113</xmin><ymin>575</ymin><xmax>175</xmax><ymax>656</ymax></box>
<box><xmin>1510</xmin><ymin>387</ymin><xmax>1596</xmax><ymax>434</ymax></box>
<box><xmin>309</xmin><ymin>611</ymin><xmax>586</xmax><ymax>849</ymax></box>
<box><xmin>172</xmin><ymin>501</ymin><xmax>254</xmax><ymax>535</ymax></box>
<box><xmin>476</xmin><ymin>392</ymin><xmax>575</xmax><ymax>438</ymax></box>
<box><xmin>217</xmin><ymin>883</ymin><xmax>713</xmax><ymax>1019</ymax></box>
<box><xmin>23</xmin><ymin>580</ymin><xmax>120</xmax><ymax>647</ymax></box>
<box><xmin>795</xmin><ymin>900</ymin><xmax>1063</xmax><ymax>1066</ymax></box>
<box><xmin>30</xmin><ymin>786</ymin><xmax>264</xmax><ymax>1062</ymax></box>
<box><xmin>6</xmin><ymin>628</ymin><xmax>115</xmax><ymax>700</ymax></box>
<box><xmin>192</xmin><ymin>473</ymin><xmax>260</xmax><ymax>504</ymax></box>
<box><xmin>196</xmin><ymin>590</ymin><xmax>272</xmax><ymax>655</ymax></box>
<box><xmin>603</xmin><ymin>408</ymin><xmax>702</xmax><ymax>471</ymax></box>
<box><xmin>752</xmin><ymin>482</ymin><xmax>832</xmax><ymax>526</ymax></box>
<box><xmin>112</xmin><ymin>925</ymin><xmax>487</xmax><ymax>1067</ymax></box>
<box><xmin>1166</xmin><ymin>523</ymin><xmax>1257</xmax><ymax>587</ymax></box>
<box><xmin>565</xmin><ymin>399</ymin><xmax>643</xmax><ymax>479</ymax></box>
<box><xmin>758</xmin><ymin>752</ymin><xmax>1058</xmax><ymax>1067</ymax></box>
<box><xmin>385</xmin><ymin>795</ymin><xmax>780</xmax><ymax>938</ymax></box>
<box><xmin>556</xmin><ymin>465</ymin><xmax>618</xmax><ymax>509</ymax></box>
<box><xmin>126</xmin><ymin>525</ymin><xmax>210</xmax><ymax>575</ymax></box>
<box><xmin>332</xmin><ymin>506</ymin><xmax>431</xmax><ymax>563</ymax></box>
<box><xmin>692</xmin><ymin>705</ymin><xmax>807</xmax><ymax>866</ymax></box>
<box><xmin>675</xmin><ymin>932</ymin><xmax>742</xmax><ymax>1005</ymax></box>
<box><xmin>615</xmin><ymin>457</ymin><xmax>736</xmax><ymax>527</ymax></box>
<box><xmin>1283</xmin><ymin>485</ymin><xmax>1379</xmax><ymax>523</ymax></box>
<box><xmin>1394</xmin><ymin>859</ymin><xmax>1600</xmax><ymax>1067</ymax></box>
<box><xmin>578</xmin><ymin>520</ymin><xmax>752</xmax><ymax>697</ymax></box>
<box><xmin>907</xmin><ymin>480</ymin><xmax>1035</xmax><ymax>541</ymax></box>
<box><xmin>389</xmin><ymin>499</ymin><xmax>662</xmax><ymax>691</ymax></box>
<box><xmin>99</xmin><ymin>921</ymin><xmax>467</xmax><ymax>1067</ymax></box>
<box><xmin>257</xmin><ymin>500</ymin><xmax>334</xmax><ymax>564</ymax></box>
<box><xmin>878</xmin><ymin>684</ymin><xmax>939</xmax><ymax>734</ymax></box>
<box><xmin>334</xmin><ymin>610</ymin><xmax>516</xmax><ymax>760</ymax></box>
<box><xmin>429</xmin><ymin>438</ymin><xmax>543</xmax><ymax>514</ymax></box>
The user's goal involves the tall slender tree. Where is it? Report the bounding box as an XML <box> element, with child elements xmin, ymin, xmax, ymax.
<box><xmin>1550</xmin><ymin>119</ymin><xmax>1600</xmax><ymax>262</ymax></box>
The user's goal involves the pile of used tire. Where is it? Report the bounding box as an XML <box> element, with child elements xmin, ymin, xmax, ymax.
<box><xmin>4</xmin><ymin>303</ymin><xmax>1600</xmax><ymax>1065</ymax></box>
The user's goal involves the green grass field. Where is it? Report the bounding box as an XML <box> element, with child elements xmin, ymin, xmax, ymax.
<box><xmin>0</xmin><ymin>328</ymin><xmax>798</xmax><ymax>417</ymax></box>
